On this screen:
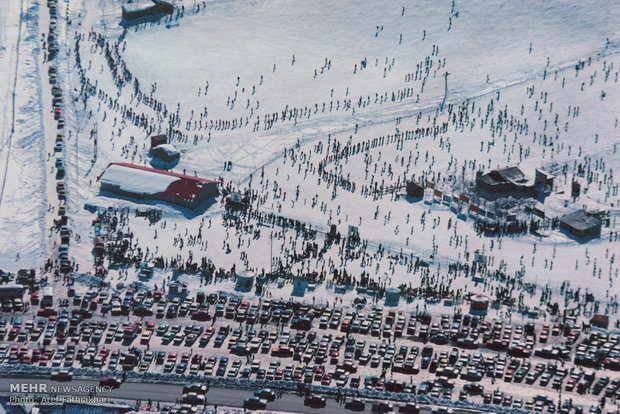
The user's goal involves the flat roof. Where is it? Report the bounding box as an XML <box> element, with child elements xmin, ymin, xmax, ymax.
<box><xmin>559</xmin><ymin>210</ymin><xmax>602</xmax><ymax>231</ymax></box>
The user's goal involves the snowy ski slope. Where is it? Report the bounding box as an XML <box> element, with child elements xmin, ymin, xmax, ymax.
<box><xmin>0</xmin><ymin>0</ymin><xmax>619</xmax><ymax>307</ymax></box>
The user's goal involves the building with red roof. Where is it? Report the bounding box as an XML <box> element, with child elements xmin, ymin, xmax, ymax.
<box><xmin>97</xmin><ymin>163</ymin><xmax>218</xmax><ymax>209</ymax></box>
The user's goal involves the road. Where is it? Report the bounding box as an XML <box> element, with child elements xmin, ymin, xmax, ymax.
<box><xmin>0</xmin><ymin>376</ymin><xmax>440</xmax><ymax>414</ymax></box>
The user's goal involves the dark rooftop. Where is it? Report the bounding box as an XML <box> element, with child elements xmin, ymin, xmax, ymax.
<box><xmin>559</xmin><ymin>210</ymin><xmax>602</xmax><ymax>231</ymax></box>
<box><xmin>495</xmin><ymin>166</ymin><xmax>527</xmax><ymax>184</ymax></box>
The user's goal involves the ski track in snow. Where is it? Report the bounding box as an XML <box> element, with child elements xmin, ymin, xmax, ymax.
<box><xmin>62</xmin><ymin>0</ymin><xmax>620</xmax><ymax>299</ymax></box>
<box><xmin>0</xmin><ymin>0</ymin><xmax>48</xmax><ymax>271</ymax></box>
<box><xmin>1</xmin><ymin>0</ymin><xmax>620</xmax><ymax>307</ymax></box>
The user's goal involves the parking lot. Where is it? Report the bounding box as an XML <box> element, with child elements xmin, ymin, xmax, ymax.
<box><xmin>0</xmin><ymin>284</ymin><xmax>618</xmax><ymax>414</ymax></box>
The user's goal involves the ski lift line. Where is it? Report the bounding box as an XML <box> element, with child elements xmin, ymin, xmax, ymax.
<box><xmin>237</xmin><ymin>41</ymin><xmax>620</xmax><ymax>189</ymax></box>
<box><xmin>0</xmin><ymin>0</ymin><xmax>27</xmax><ymax>209</ymax></box>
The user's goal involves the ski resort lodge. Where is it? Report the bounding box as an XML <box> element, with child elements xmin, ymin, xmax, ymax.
<box><xmin>476</xmin><ymin>166</ymin><xmax>535</xmax><ymax>195</ymax></box>
<box><xmin>97</xmin><ymin>163</ymin><xmax>218</xmax><ymax>210</ymax></box>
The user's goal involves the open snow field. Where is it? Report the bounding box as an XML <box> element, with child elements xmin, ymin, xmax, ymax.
<box><xmin>0</xmin><ymin>0</ymin><xmax>48</xmax><ymax>270</ymax></box>
<box><xmin>1</xmin><ymin>0</ymin><xmax>619</xmax><ymax>312</ymax></box>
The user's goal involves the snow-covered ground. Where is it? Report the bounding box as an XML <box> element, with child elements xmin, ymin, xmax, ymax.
<box><xmin>1</xmin><ymin>0</ymin><xmax>619</xmax><ymax>315</ymax></box>
<box><xmin>0</xmin><ymin>0</ymin><xmax>48</xmax><ymax>270</ymax></box>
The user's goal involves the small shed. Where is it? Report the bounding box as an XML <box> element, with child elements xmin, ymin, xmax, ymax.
<box><xmin>235</xmin><ymin>270</ymin><xmax>255</xmax><ymax>292</ymax></box>
<box><xmin>150</xmin><ymin>134</ymin><xmax>167</xmax><ymax>148</ymax></box>
<box><xmin>559</xmin><ymin>210</ymin><xmax>602</xmax><ymax>238</ymax></box>
<box><xmin>291</xmin><ymin>277</ymin><xmax>309</xmax><ymax>297</ymax></box>
<box><xmin>168</xmin><ymin>281</ymin><xmax>188</xmax><ymax>297</ymax></box>
<box><xmin>406</xmin><ymin>181</ymin><xmax>424</xmax><ymax>197</ymax></box>
<box><xmin>469</xmin><ymin>294</ymin><xmax>489</xmax><ymax>315</ymax></box>
<box><xmin>385</xmin><ymin>287</ymin><xmax>400</xmax><ymax>306</ymax></box>
<box><xmin>152</xmin><ymin>144</ymin><xmax>180</xmax><ymax>163</ymax></box>
<box><xmin>591</xmin><ymin>314</ymin><xmax>609</xmax><ymax>329</ymax></box>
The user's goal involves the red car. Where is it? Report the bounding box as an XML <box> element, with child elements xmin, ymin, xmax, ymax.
<box><xmin>604</xmin><ymin>358</ymin><xmax>620</xmax><ymax>370</ymax></box>
<box><xmin>8</xmin><ymin>328</ymin><xmax>19</xmax><ymax>340</ymax></box>
<box><xmin>39</xmin><ymin>355</ymin><xmax>49</xmax><ymax>366</ymax></box>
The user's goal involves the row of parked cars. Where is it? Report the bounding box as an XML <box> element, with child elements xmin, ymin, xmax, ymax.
<box><xmin>46</xmin><ymin>0</ymin><xmax>70</xmax><ymax>274</ymax></box>
<box><xmin>13</xmin><ymin>287</ymin><xmax>620</xmax><ymax>412</ymax></box>
<box><xmin>31</xmin><ymin>287</ymin><xmax>620</xmax><ymax>365</ymax></box>
<box><xmin>46</xmin><ymin>0</ymin><xmax>59</xmax><ymax>59</ymax></box>
<box><xmin>5</xmin><ymin>305</ymin><xmax>620</xmax><ymax>409</ymax></box>
<box><xmin>58</xmin><ymin>287</ymin><xmax>578</xmax><ymax>359</ymax></box>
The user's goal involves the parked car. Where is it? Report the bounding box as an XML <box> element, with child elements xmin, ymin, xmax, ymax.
<box><xmin>243</xmin><ymin>396</ymin><xmax>267</xmax><ymax>410</ymax></box>
<box><xmin>99</xmin><ymin>377</ymin><xmax>121</xmax><ymax>388</ymax></box>
<box><xmin>50</xmin><ymin>370</ymin><xmax>72</xmax><ymax>382</ymax></box>
<box><xmin>254</xmin><ymin>388</ymin><xmax>276</xmax><ymax>402</ymax></box>
<box><xmin>304</xmin><ymin>394</ymin><xmax>327</xmax><ymax>408</ymax></box>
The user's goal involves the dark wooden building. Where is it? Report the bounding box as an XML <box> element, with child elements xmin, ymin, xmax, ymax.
<box><xmin>150</xmin><ymin>134</ymin><xmax>168</xmax><ymax>148</ymax></box>
<box><xmin>152</xmin><ymin>144</ymin><xmax>180</xmax><ymax>163</ymax></box>
<box><xmin>406</xmin><ymin>181</ymin><xmax>424</xmax><ymax>197</ymax></box>
<box><xmin>559</xmin><ymin>210</ymin><xmax>602</xmax><ymax>238</ymax></box>
<box><xmin>591</xmin><ymin>314</ymin><xmax>609</xmax><ymax>329</ymax></box>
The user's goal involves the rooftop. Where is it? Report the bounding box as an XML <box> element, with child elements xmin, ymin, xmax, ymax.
<box><xmin>153</xmin><ymin>144</ymin><xmax>180</xmax><ymax>157</ymax></box>
<box><xmin>97</xmin><ymin>163</ymin><xmax>217</xmax><ymax>204</ymax></box>
<box><xmin>559</xmin><ymin>210</ymin><xmax>602</xmax><ymax>231</ymax></box>
<box><xmin>494</xmin><ymin>166</ymin><xmax>528</xmax><ymax>184</ymax></box>
<box><xmin>122</xmin><ymin>0</ymin><xmax>158</xmax><ymax>13</ymax></box>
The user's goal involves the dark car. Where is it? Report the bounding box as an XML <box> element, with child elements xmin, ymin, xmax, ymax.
<box><xmin>243</xmin><ymin>396</ymin><xmax>267</xmax><ymax>410</ymax></box>
<box><xmin>345</xmin><ymin>398</ymin><xmax>365</xmax><ymax>411</ymax></box>
<box><xmin>398</xmin><ymin>403</ymin><xmax>420</xmax><ymax>414</ymax></box>
<box><xmin>254</xmin><ymin>388</ymin><xmax>276</xmax><ymax>402</ymax></box>
<box><xmin>99</xmin><ymin>377</ymin><xmax>121</xmax><ymax>388</ymax></box>
<box><xmin>463</xmin><ymin>383</ymin><xmax>484</xmax><ymax>395</ymax></box>
<box><xmin>304</xmin><ymin>394</ymin><xmax>327</xmax><ymax>408</ymax></box>
<box><xmin>133</xmin><ymin>306</ymin><xmax>153</xmax><ymax>317</ymax></box>
<box><xmin>50</xmin><ymin>370</ymin><xmax>72</xmax><ymax>382</ymax></box>
<box><xmin>430</xmin><ymin>334</ymin><xmax>448</xmax><ymax>345</ymax></box>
